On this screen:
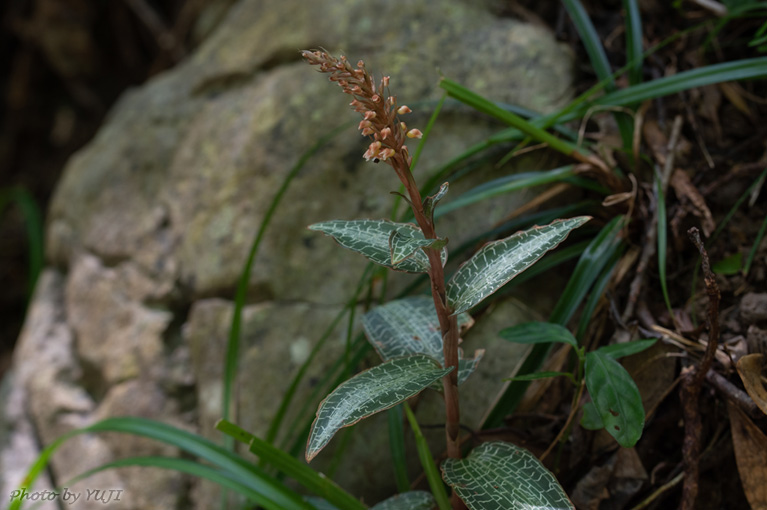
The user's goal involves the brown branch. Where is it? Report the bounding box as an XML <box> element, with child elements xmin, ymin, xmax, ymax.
<box><xmin>679</xmin><ymin>227</ymin><xmax>720</xmax><ymax>510</ymax></box>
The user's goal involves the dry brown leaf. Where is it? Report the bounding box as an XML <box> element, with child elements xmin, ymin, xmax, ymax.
<box><xmin>736</xmin><ymin>353</ymin><xmax>767</xmax><ymax>416</ymax></box>
<box><xmin>728</xmin><ymin>402</ymin><xmax>767</xmax><ymax>510</ymax></box>
<box><xmin>670</xmin><ymin>168</ymin><xmax>716</xmax><ymax>237</ymax></box>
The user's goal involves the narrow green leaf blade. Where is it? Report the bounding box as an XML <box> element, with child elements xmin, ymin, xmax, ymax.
<box><xmin>65</xmin><ymin>456</ymin><xmax>313</xmax><ymax>510</ymax></box>
<box><xmin>404</xmin><ymin>403</ymin><xmax>451</xmax><ymax>510</ymax></box>
<box><xmin>505</xmin><ymin>371</ymin><xmax>575</xmax><ymax>383</ymax></box>
<box><xmin>596</xmin><ymin>339</ymin><xmax>657</xmax><ymax>360</ymax></box>
<box><xmin>447</xmin><ymin>217</ymin><xmax>591</xmax><ymax>315</ymax></box>
<box><xmin>309</xmin><ymin>219</ymin><xmax>436</xmax><ymax>273</ymax></box>
<box><xmin>499</xmin><ymin>322</ymin><xmax>578</xmax><ymax>348</ymax></box>
<box><xmin>441</xmin><ymin>441</ymin><xmax>574</xmax><ymax>510</ymax></box>
<box><xmin>362</xmin><ymin>297</ymin><xmax>480</xmax><ymax>385</ymax></box>
<box><xmin>371</xmin><ymin>491</ymin><xmax>437</xmax><ymax>510</ymax></box>
<box><xmin>307</xmin><ymin>354</ymin><xmax>452</xmax><ymax>461</ymax></box>
<box><xmin>584</xmin><ymin>351</ymin><xmax>645</xmax><ymax>447</ymax></box>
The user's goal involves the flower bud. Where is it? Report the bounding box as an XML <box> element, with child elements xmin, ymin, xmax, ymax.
<box><xmin>397</xmin><ymin>105</ymin><xmax>412</xmax><ymax>115</ymax></box>
<box><xmin>407</xmin><ymin>129</ymin><xmax>423</xmax><ymax>139</ymax></box>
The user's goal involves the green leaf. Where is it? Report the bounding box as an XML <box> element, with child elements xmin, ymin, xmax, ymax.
<box><xmin>434</xmin><ymin>167</ymin><xmax>576</xmax><ymax>219</ymax></box>
<box><xmin>580</xmin><ymin>401</ymin><xmax>604</xmax><ymax>430</ymax></box>
<box><xmin>216</xmin><ymin>420</ymin><xmax>366</xmax><ymax>510</ymax></box>
<box><xmin>447</xmin><ymin>217</ymin><xmax>591</xmax><ymax>315</ymax></box>
<box><xmin>423</xmin><ymin>182</ymin><xmax>449</xmax><ymax>222</ymax></box>
<box><xmin>712</xmin><ymin>252</ymin><xmax>743</xmax><ymax>275</ymax></box>
<box><xmin>499</xmin><ymin>322</ymin><xmax>578</xmax><ymax>349</ymax></box>
<box><xmin>65</xmin><ymin>456</ymin><xmax>313</xmax><ymax>510</ymax></box>
<box><xmin>388</xmin><ymin>405</ymin><xmax>411</xmax><ymax>492</ymax></box>
<box><xmin>480</xmin><ymin>216</ymin><xmax>623</xmax><ymax>429</ymax></box>
<box><xmin>10</xmin><ymin>417</ymin><xmax>309</xmax><ymax>510</ymax></box>
<box><xmin>389</xmin><ymin>229</ymin><xmax>445</xmax><ymax>266</ymax></box>
<box><xmin>505</xmin><ymin>371</ymin><xmax>576</xmax><ymax>383</ymax></box>
<box><xmin>371</xmin><ymin>491</ymin><xmax>437</xmax><ymax>510</ymax></box>
<box><xmin>306</xmin><ymin>354</ymin><xmax>452</xmax><ymax>461</ymax></box>
<box><xmin>441</xmin><ymin>441</ymin><xmax>574</xmax><ymax>510</ymax></box>
<box><xmin>362</xmin><ymin>297</ymin><xmax>481</xmax><ymax>386</ymax></box>
<box><xmin>404</xmin><ymin>403</ymin><xmax>452</xmax><ymax>510</ymax></box>
<box><xmin>584</xmin><ymin>351</ymin><xmax>645</xmax><ymax>447</ymax></box>
<box><xmin>309</xmin><ymin>219</ymin><xmax>446</xmax><ymax>273</ymax></box>
<box><xmin>596</xmin><ymin>339</ymin><xmax>657</xmax><ymax>359</ymax></box>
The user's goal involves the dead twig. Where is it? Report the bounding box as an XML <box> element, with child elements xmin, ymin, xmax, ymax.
<box><xmin>679</xmin><ymin>227</ymin><xmax>721</xmax><ymax>510</ymax></box>
<box><xmin>622</xmin><ymin>116</ymin><xmax>684</xmax><ymax>322</ymax></box>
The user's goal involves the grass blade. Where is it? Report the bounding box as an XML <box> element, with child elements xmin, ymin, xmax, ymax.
<box><xmin>403</xmin><ymin>403</ymin><xmax>451</xmax><ymax>510</ymax></box>
<box><xmin>223</xmin><ymin>121</ymin><xmax>353</xmax><ymax>439</ymax></box>
<box><xmin>439</xmin><ymin>78</ymin><xmax>591</xmax><ymax>160</ymax></box>
<box><xmin>562</xmin><ymin>0</ymin><xmax>634</xmax><ymax>147</ymax></box>
<box><xmin>0</xmin><ymin>187</ymin><xmax>44</xmax><ymax>298</ymax></box>
<box><xmin>590</xmin><ymin>57</ymin><xmax>767</xmax><ymax>111</ymax></box>
<box><xmin>265</xmin><ymin>264</ymin><xmax>373</xmax><ymax>446</ymax></box>
<box><xmin>656</xmin><ymin>175</ymin><xmax>673</xmax><ymax>315</ymax></box>
<box><xmin>65</xmin><ymin>456</ymin><xmax>312</xmax><ymax>510</ymax></box>
<box><xmin>388</xmin><ymin>405</ymin><xmax>411</xmax><ymax>493</ymax></box>
<box><xmin>434</xmin><ymin>166</ymin><xmax>576</xmax><ymax>219</ymax></box>
<box><xmin>10</xmin><ymin>417</ymin><xmax>308</xmax><ymax>510</ymax></box>
<box><xmin>622</xmin><ymin>0</ymin><xmax>644</xmax><ymax>85</ymax></box>
<box><xmin>481</xmin><ymin>216</ymin><xmax>625</xmax><ymax>428</ymax></box>
<box><xmin>216</xmin><ymin>420</ymin><xmax>367</xmax><ymax>510</ymax></box>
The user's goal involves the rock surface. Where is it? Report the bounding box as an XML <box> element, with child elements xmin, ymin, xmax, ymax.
<box><xmin>1</xmin><ymin>0</ymin><xmax>575</xmax><ymax>507</ymax></box>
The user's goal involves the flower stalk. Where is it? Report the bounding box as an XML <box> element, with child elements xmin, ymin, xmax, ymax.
<box><xmin>302</xmin><ymin>49</ymin><xmax>464</xmax><ymax>464</ymax></box>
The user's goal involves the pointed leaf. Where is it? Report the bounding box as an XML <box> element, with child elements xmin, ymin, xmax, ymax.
<box><xmin>441</xmin><ymin>441</ymin><xmax>574</xmax><ymax>510</ymax></box>
<box><xmin>389</xmin><ymin>229</ymin><xmax>440</xmax><ymax>266</ymax></box>
<box><xmin>500</xmin><ymin>322</ymin><xmax>578</xmax><ymax>349</ymax></box>
<box><xmin>362</xmin><ymin>297</ymin><xmax>480</xmax><ymax>386</ymax></box>
<box><xmin>447</xmin><ymin>217</ymin><xmax>591</xmax><ymax>315</ymax></box>
<box><xmin>423</xmin><ymin>182</ymin><xmax>449</xmax><ymax>221</ymax></box>
<box><xmin>584</xmin><ymin>351</ymin><xmax>645</xmax><ymax>447</ymax></box>
<box><xmin>307</xmin><ymin>354</ymin><xmax>452</xmax><ymax>461</ymax></box>
<box><xmin>310</xmin><ymin>219</ymin><xmax>447</xmax><ymax>273</ymax></box>
<box><xmin>596</xmin><ymin>339</ymin><xmax>657</xmax><ymax>360</ymax></box>
<box><xmin>371</xmin><ymin>491</ymin><xmax>437</xmax><ymax>510</ymax></box>
<box><xmin>505</xmin><ymin>371</ymin><xmax>576</xmax><ymax>383</ymax></box>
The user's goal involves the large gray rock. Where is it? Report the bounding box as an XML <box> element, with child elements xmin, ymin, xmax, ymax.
<box><xmin>2</xmin><ymin>0</ymin><xmax>575</xmax><ymax>507</ymax></box>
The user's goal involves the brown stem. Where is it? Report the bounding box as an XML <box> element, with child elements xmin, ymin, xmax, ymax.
<box><xmin>394</xmin><ymin>160</ymin><xmax>462</xmax><ymax>459</ymax></box>
<box><xmin>679</xmin><ymin>227</ymin><xmax>720</xmax><ymax>510</ymax></box>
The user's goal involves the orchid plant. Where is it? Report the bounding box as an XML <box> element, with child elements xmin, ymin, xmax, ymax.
<box><xmin>289</xmin><ymin>50</ymin><xmax>587</xmax><ymax>510</ymax></box>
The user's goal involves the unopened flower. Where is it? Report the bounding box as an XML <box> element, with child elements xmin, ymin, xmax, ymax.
<box><xmin>397</xmin><ymin>105</ymin><xmax>412</xmax><ymax>115</ymax></box>
<box><xmin>379</xmin><ymin>148</ymin><xmax>396</xmax><ymax>161</ymax></box>
<box><xmin>380</xmin><ymin>127</ymin><xmax>392</xmax><ymax>140</ymax></box>
<box><xmin>407</xmin><ymin>129</ymin><xmax>423</xmax><ymax>139</ymax></box>
<box><xmin>363</xmin><ymin>141</ymin><xmax>382</xmax><ymax>161</ymax></box>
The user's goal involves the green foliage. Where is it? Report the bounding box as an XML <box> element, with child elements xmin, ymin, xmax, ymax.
<box><xmin>306</xmin><ymin>354</ymin><xmax>453</xmax><ymax>462</ymax></box>
<box><xmin>446</xmin><ymin>217</ymin><xmax>591</xmax><ymax>315</ymax></box>
<box><xmin>502</xmin><ymin>322</ymin><xmax>653</xmax><ymax>447</ymax></box>
<box><xmin>309</xmin><ymin>219</ymin><xmax>446</xmax><ymax>273</ymax></box>
<box><xmin>363</xmin><ymin>297</ymin><xmax>481</xmax><ymax>386</ymax></box>
<box><xmin>16</xmin><ymin>4</ymin><xmax>767</xmax><ymax>509</ymax></box>
<box><xmin>441</xmin><ymin>442</ymin><xmax>574</xmax><ymax>510</ymax></box>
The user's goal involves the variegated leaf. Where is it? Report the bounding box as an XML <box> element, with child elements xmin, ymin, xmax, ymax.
<box><xmin>362</xmin><ymin>297</ymin><xmax>482</xmax><ymax>387</ymax></box>
<box><xmin>309</xmin><ymin>219</ymin><xmax>446</xmax><ymax>273</ymax></box>
<box><xmin>306</xmin><ymin>354</ymin><xmax>452</xmax><ymax>462</ymax></box>
<box><xmin>423</xmin><ymin>182</ymin><xmax>449</xmax><ymax>221</ymax></box>
<box><xmin>371</xmin><ymin>491</ymin><xmax>436</xmax><ymax>510</ymax></box>
<box><xmin>447</xmin><ymin>217</ymin><xmax>591</xmax><ymax>315</ymax></box>
<box><xmin>441</xmin><ymin>441</ymin><xmax>574</xmax><ymax>510</ymax></box>
<box><xmin>389</xmin><ymin>229</ymin><xmax>437</xmax><ymax>266</ymax></box>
